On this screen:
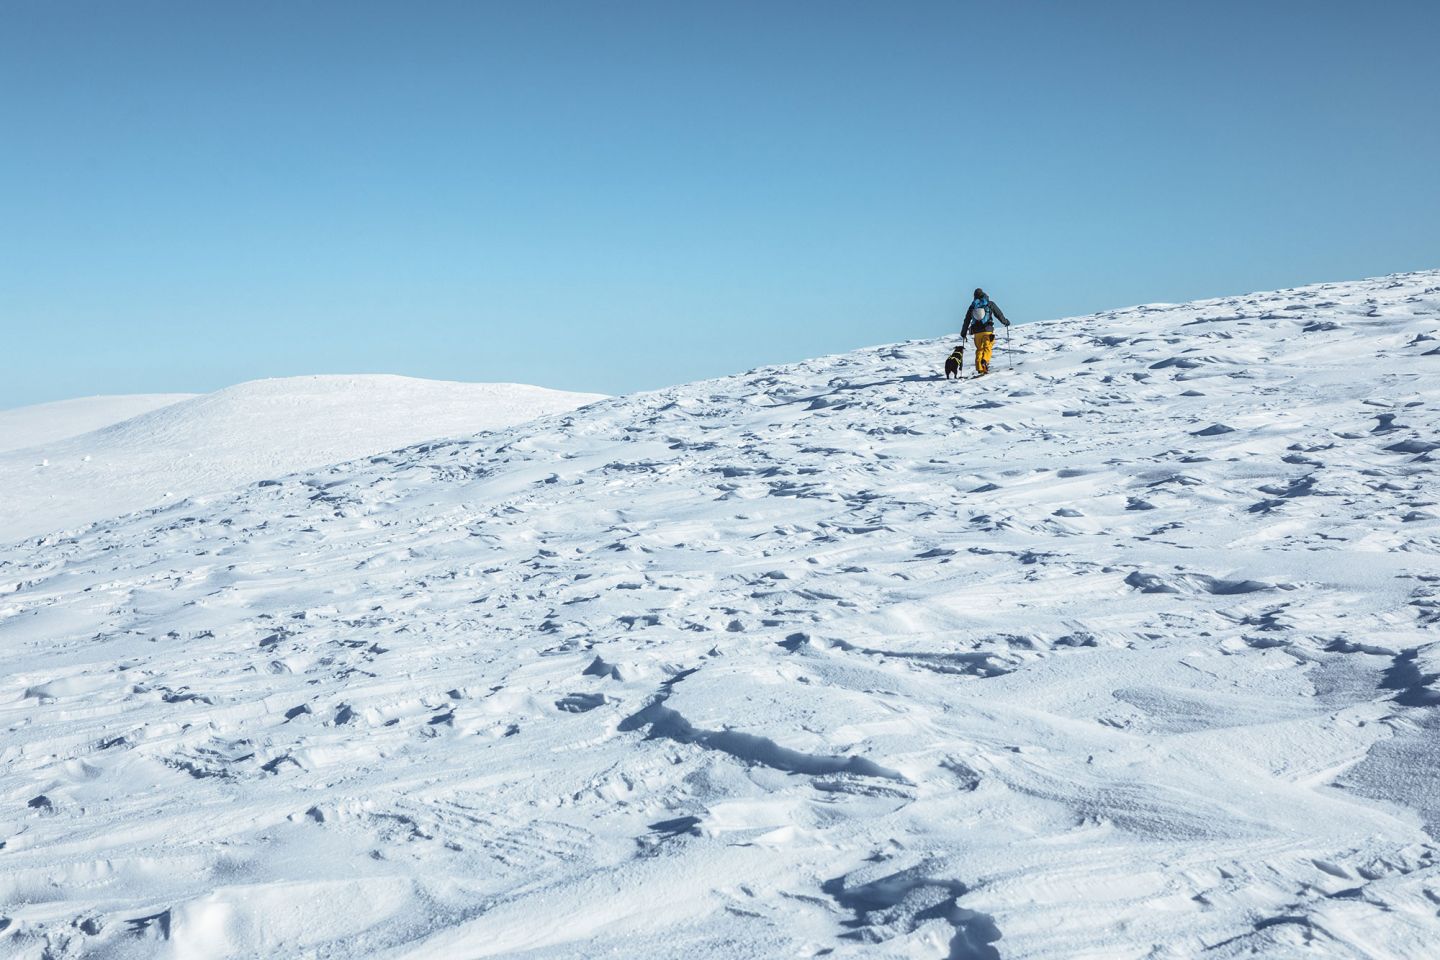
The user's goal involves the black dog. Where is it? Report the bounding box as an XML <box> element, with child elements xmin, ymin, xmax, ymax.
<box><xmin>944</xmin><ymin>346</ymin><xmax>965</xmax><ymax>379</ymax></box>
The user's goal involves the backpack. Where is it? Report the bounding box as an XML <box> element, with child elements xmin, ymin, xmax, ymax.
<box><xmin>970</xmin><ymin>298</ymin><xmax>991</xmax><ymax>326</ymax></box>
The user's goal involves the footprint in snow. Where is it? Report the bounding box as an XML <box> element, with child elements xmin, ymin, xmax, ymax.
<box><xmin>555</xmin><ymin>693</ymin><xmax>607</xmax><ymax>713</ymax></box>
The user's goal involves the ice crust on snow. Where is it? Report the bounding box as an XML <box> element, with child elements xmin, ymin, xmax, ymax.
<box><xmin>1</xmin><ymin>272</ymin><xmax>1439</xmax><ymax>958</ymax></box>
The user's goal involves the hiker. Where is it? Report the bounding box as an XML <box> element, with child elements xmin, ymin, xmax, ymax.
<box><xmin>960</xmin><ymin>288</ymin><xmax>1010</xmax><ymax>376</ymax></box>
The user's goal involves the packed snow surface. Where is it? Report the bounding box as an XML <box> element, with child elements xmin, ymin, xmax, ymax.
<box><xmin>0</xmin><ymin>376</ymin><xmax>606</xmax><ymax>543</ymax></box>
<box><xmin>2</xmin><ymin>272</ymin><xmax>1439</xmax><ymax>959</ymax></box>
<box><xmin>0</xmin><ymin>394</ymin><xmax>196</xmax><ymax>454</ymax></box>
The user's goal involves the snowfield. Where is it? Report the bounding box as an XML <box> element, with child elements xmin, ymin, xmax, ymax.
<box><xmin>0</xmin><ymin>376</ymin><xmax>606</xmax><ymax>543</ymax></box>
<box><xmin>2</xmin><ymin>272</ymin><xmax>1438</xmax><ymax>959</ymax></box>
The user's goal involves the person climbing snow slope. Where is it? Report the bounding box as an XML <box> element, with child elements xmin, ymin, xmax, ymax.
<box><xmin>961</xmin><ymin>288</ymin><xmax>1010</xmax><ymax>376</ymax></box>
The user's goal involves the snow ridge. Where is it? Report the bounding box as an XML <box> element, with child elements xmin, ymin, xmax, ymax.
<box><xmin>1</xmin><ymin>271</ymin><xmax>1438</xmax><ymax>958</ymax></box>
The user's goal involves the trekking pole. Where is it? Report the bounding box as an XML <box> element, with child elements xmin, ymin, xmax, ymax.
<box><xmin>1006</xmin><ymin>323</ymin><xmax>1013</xmax><ymax>371</ymax></box>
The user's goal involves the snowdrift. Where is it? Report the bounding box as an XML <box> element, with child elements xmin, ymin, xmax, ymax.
<box><xmin>0</xmin><ymin>375</ymin><xmax>606</xmax><ymax>543</ymax></box>
<box><xmin>0</xmin><ymin>393</ymin><xmax>195</xmax><ymax>454</ymax></box>
<box><xmin>1</xmin><ymin>272</ymin><xmax>1437</xmax><ymax>958</ymax></box>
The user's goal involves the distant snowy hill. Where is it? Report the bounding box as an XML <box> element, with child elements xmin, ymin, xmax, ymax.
<box><xmin>0</xmin><ymin>375</ymin><xmax>605</xmax><ymax>543</ymax></box>
<box><xmin>1</xmin><ymin>272</ymin><xmax>1437</xmax><ymax>959</ymax></box>
<box><xmin>0</xmin><ymin>393</ymin><xmax>195</xmax><ymax>453</ymax></box>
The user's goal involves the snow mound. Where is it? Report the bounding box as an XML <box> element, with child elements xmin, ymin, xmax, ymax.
<box><xmin>0</xmin><ymin>375</ymin><xmax>605</xmax><ymax>543</ymax></box>
<box><xmin>0</xmin><ymin>393</ymin><xmax>195</xmax><ymax>453</ymax></box>
<box><xmin>1</xmin><ymin>271</ymin><xmax>1438</xmax><ymax>958</ymax></box>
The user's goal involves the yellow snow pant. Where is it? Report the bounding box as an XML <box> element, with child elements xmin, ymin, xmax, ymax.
<box><xmin>973</xmin><ymin>330</ymin><xmax>995</xmax><ymax>373</ymax></box>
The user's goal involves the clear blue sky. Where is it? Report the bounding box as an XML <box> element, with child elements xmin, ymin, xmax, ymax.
<box><xmin>2</xmin><ymin>1</ymin><xmax>1436</xmax><ymax>408</ymax></box>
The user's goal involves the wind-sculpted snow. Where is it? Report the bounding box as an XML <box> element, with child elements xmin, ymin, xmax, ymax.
<box><xmin>2</xmin><ymin>271</ymin><xmax>1439</xmax><ymax>958</ymax></box>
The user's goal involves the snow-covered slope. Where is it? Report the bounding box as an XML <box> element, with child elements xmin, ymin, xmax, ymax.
<box><xmin>0</xmin><ymin>394</ymin><xmax>196</xmax><ymax>454</ymax></box>
<box><xmin>2</xmin><ymin>272</ymin><xmax>1437</xmax><ymax>959</ymax></box>
<box><xmin>0</xmin><ymin>375</ymin><xmax>605</xmax><ymax>544</ymax></box>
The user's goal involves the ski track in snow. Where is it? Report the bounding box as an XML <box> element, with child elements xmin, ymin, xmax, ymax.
<box><xmin>2</xmin><ymin>272</ymin><xmax>1438</xmax><ymax>959</ymax></box>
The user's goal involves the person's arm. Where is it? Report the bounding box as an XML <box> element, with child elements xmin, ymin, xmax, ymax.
<box><xmin>961</xmin><ymin>314</ymin><xmax>971</xmax><ymax>337</ymax></box>
<box><xmin>991</xmin><ymin>302</ymin><xmax>1010</xmax><ymax>326</ymax></box>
